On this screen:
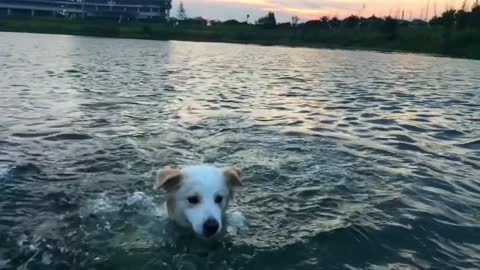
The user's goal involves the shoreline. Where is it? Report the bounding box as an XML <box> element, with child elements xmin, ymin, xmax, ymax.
<box><xmin>0</xmin><ymin>29</ymin><xmax>456</xmax><ymax>60</ymax></box>
<box><xmin>1</xmin><ymin>16</ymin><xmax>479</xmax><ymax>60</ymax></box>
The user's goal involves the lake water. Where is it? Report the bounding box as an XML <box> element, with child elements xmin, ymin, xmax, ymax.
<box><xmin>0</xmin><ymin>32</ymin><xmax>479</xmax><ymax>270</ymax></box>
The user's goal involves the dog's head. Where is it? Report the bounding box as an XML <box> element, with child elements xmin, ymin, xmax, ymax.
<box><xmin>154</xmin><ymin>165</ymin><xmax>242</xmax><ymax>238</ymax></box>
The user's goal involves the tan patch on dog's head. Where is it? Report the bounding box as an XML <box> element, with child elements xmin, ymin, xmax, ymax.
<box><xmin>154</xmin><ymin>167</ymin><xmax>183</xmax><ymax>193</ymax></box>
<box><xmin>223</xmin><ymin>167</ymin><xmax>242</xmax><ymax>189</ymax></box>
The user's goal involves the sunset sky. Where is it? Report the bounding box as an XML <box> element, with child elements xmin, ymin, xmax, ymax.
<box><xmin>174</xmin><ymin>0</ymin><xmax>467</xmax><ymax>22</ymax></box>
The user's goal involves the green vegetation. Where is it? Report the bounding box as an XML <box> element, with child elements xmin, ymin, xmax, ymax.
<box><xmin>1</xmin><ymin>3</ymin><xmax>480</xmax><ymax>60</ymax></box>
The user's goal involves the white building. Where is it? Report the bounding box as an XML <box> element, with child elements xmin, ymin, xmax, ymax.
<box><xmin>0</xmin><ymin>0</ymin><xmax>172</xmax><ymax>20</ymax></box>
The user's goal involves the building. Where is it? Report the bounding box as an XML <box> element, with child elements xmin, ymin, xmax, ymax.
<box><xmin>0</xmin><ymin>0</ymin><xmax>172</xmax><ymax>20</ymax></box>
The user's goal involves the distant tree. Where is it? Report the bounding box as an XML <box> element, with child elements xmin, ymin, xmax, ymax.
<box><xmin>257</xmin><ymin>11</ymin><xmax>276</xmax><ymax>28</ymax></box>
<box><xmin>246</xmin><ymin>14</ymin><xmax>250</xmax><ymax>23</ymax></box>
<box><xmin>178</xmin><ymin>17</ymin><xmax>207</xmax><ymax>26</ymax></box>
<box><xmin>429</xmin><ymin>16</ymin><xmax>443</xmax><ymax>26</ymax></box>
<box><xmin>329</xmin><ymin>17</ymin><xmax>341</xmax><ymax>29</ymax></box>
<box><xmin>210</xmin><ymin>20</ymin><xmax>228</xmax><ymax>26</ymax></box>
<box><xmin>291</xmin><ymin>16</ymin><xmax>299</xmax><ymax>27</ymax></box>
<box><xmin>456</xmin><ymin>9</ymin><xmax>469</xmax><ymax>28</ymax></box>
<box><xmin>427</xmin><ymin>2</ymin><xmax>480</xmax><ymax>28</ymax></box>
<box><xmin>177</xmin><ymin>2</ymin><xmax>187</xmax><ymax>20</ymax></box>
<box><xmin>304</xmin><ymin>19</ymin><xmax>329</xmax><ymax>30</ymax></box>
<box><xmin>382</xmin><ymin>16</ymin><xmax>398</xmax><ymax>40</ymax></box>
<box><xmin>410</xmin><ymin>19</ymin><xmax>428</xmax><ymax>27</ymax></box>
<box><xmin>441</xmin><ymin>9</ymin><xmax>456</xmax><ymax>28</ymax></box>
<box><xmin>343</xmin><ymin>15</ymin><xmax>360</xmax><ymax>28</ymax></box>
<box><xmin>223</xmin><ymin>19</ymin><xmax>242</xmax><ymax>26</ymax></box>
<box><xmin>472</xmin><ymin>2</ymin><xmax>480</xmax><ymax>28</ymax></box>
<box><xmin>304</xmin><ymin>20</ymin><xmax>320</xmax><ymax>29</ymax></box>
<box><xmin>277</xmin><ymin>22</ymin><xmax>292</xmax><ymax>28</ymax></box>
<box><xmin>362</xmin><ymin>15</ymin><xmax>384</xmax><ymax>28</ymax></box>
<box><xmin>321</xmin><ymin>16</ymin><xmax>330</xmax><ymax>29</ymax></box>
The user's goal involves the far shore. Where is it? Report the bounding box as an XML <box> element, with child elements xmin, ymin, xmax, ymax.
<box><xmin>1</xmin><ymin>16</ymin><xmax>479</xmax><ymax>60</ymax></box>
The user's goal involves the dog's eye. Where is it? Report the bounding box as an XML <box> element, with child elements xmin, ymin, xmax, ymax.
<box><xmin>214</xmin><ymin>195</ymin><xmax>223</xmax><ymax>204</ymax></box>
<box><xmin>187</xmin><ymin>195</ymin><xmax>200</xmax><ymax>204</ymax></box>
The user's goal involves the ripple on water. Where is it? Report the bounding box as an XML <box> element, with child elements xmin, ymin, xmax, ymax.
<box><xmin>0</xmin><ymin>165</ymin><xmax>11</xmax><ymax>181</ymax></box>
<box><xmin>431</xmin><ymin>129</ymin><xmax>465</xmax><ymax>140</ymax></box>
<box><xmin>366</xmin><ymin>118</ymin><xmax>397</xmax><ymax>125</ymax></box>
<box><xmin>64</xmin><ymin>69</ymin><xmax>81</xmax><ymax>73</ymax></box>
<box><xmin>388</xmin><ymin>134</ymin><xmax>417</xmax><ymax>143</ymax></box>
<box><xmin>43</xmin><ymin>133</ymin><xmax>93</xmax><ymax>141</ymax></box>
<box><xmin>457</xmin><ymin>139</ymin><xmax>480</xmax><ymax>150</ymax></box>
<box><xmin>11</xmin><ymin>132</ymin><xmax>58</xmax><ymax>138</ymax></box>
<box><xmin>399</xmin><ymin>124</ymin><xmax>432</xmax><ymax>133</ymax></box>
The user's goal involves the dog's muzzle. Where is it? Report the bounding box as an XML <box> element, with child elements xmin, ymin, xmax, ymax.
<box><xmin>203</xmin><ymin>218</ymin><xmax>219</xmax><ymax>237</ymax></box>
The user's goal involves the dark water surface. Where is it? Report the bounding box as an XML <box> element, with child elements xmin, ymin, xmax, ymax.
<box><xmin>1</xmin><ymin>32</ymin><xmax>480</xmax><ymax>270</ymax></box>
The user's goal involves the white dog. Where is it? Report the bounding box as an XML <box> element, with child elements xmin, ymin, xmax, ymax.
<box><xmin>154</xmin><ymin>165</ymin><xmax>242</xmax><ymax>238</ymax></box>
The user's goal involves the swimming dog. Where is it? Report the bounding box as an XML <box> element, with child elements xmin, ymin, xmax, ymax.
<box><xmin>154</xmin><ymin>165</ymin><xmax>242</xmax><ymax>238</ymax></box>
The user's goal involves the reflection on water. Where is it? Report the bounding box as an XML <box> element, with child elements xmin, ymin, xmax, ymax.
<box><xmin>0</xmin><ymin>32</ymin><xmax>480</xmax><ymax>270</ymax></box>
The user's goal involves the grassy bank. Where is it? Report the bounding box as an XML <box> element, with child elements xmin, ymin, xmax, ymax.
<box><xmin>1</xmin><ymin>16</ymin><xmax>480</xmax><ymax>59</ymax></box>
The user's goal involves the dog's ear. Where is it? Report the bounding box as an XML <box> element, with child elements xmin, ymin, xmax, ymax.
<box><xmin>223</xmin><ymin>167</ymin><xmax>242</xmax><ymax>188</ymax></box>
<box><xmin>154</xmin><ymin>167</ymin><xmax>182</xmax><ymax>192</ymax></box>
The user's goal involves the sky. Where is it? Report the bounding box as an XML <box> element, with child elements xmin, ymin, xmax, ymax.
<box><xmin>173</xmin><ymin>0</ymin><xmax>467</xmax><ymax>22</ymax></box>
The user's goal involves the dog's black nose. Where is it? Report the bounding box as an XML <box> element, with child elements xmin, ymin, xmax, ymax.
<box><xmin>203</xmin><ymin>218</ymin><xmax>219</xmax><ymax>237</ymax></box>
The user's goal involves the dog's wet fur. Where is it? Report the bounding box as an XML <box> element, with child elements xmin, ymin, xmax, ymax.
<box><xmin>154</xmin><ymin>165</ymin><xmax>242</xmax><ymax>239</ymax></box>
